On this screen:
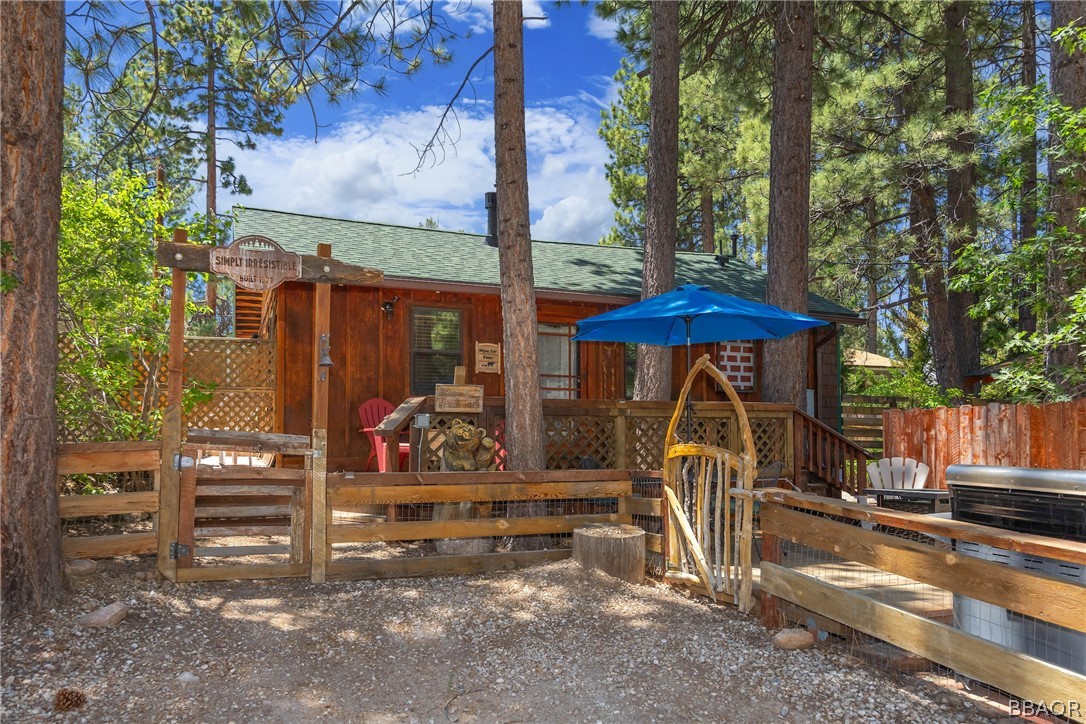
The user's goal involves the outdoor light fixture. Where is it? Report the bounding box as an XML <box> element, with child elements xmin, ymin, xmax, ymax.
<box><xmin>380</xmin><ymin>296</ymin><xmax>400</xmax><ymax>320</ymax></box>
<box><xmin>317</xmin><ymin>334</ymin><xmax>333</xmax><ymax>380</ymax></box>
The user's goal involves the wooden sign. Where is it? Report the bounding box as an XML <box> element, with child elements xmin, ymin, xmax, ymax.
<box><xmin>435</xmin><ymin>384</ymin><xmax>484</xmax><ymax>413</ymax></box>
<box><xmin>209</xmin><ymin>235</ymin><xmax>302</xmax><ymax>291</ymax></box>
<box><xmin>476</xmin><ymin>342</ymin><xmax>501</xmax><ymax>373</ymax></box>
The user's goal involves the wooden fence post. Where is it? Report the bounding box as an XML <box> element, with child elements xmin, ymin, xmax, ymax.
<box><xmin>156</xmin><ymin>228</ymin><xmax>188</xmax><ymax>581</ymax></box>
<box><xmin>761</xmin><ymin>526</ymin><xmax>783</xmax><ymax>629</ymax></box>
<box><xmin>310</xmin><ymin>429</ymin><xmax>328</xmax><ymax>583</ymax></box>
<box><xmin>309</xmin><ymin>243</ymin><xmax>332</xmax><ymax>582</ymax></box>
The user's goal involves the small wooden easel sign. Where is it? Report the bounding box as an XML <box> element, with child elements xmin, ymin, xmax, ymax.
<box><xmin>436</xmin><ymin>368</ymin><xmax>483</xmax><ymax>413</ymax></box>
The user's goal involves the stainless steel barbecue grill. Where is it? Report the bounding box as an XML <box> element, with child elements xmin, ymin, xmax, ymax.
<box><xmin>947</xmin><ymin>465</ymin><xmax>1086</xmax><ymax>675</ymax></box>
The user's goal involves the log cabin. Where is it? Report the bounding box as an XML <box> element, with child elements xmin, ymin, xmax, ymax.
<box><xmin>233</xmin><ymin>207</ymin><xmax>863</xmax><ymax>471</ymax></box>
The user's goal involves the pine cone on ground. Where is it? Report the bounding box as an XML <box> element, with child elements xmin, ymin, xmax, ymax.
<box><xmin>54</xmin><ymin>687</ymin><xmax>87</xmax><ymax>711</ymax></box>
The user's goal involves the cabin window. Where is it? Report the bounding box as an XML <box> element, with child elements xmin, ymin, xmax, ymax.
<box><xmin>411</xmin><ymin>308</ymin><xmax>462</xmax><ymax>395</ymax></box>
<box><xmin>538</xmin><ymin>322</ymin><xmax>579</xmax><ymax>399</ymax></box>
<box><xmin>716</xmin><ymin>341</ymin><xmax>756</xmax><ymax>392</ymax></box>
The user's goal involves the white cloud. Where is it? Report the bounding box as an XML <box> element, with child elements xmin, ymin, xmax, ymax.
<box><xmin>232</xmin><ymin>100</ymin><xmax>613</xmax><ymax>243</ymax></box>
<box><xmin>586</xmin><ymin>12</ymin><xmax>618</xmax><ymax>41</ymax></box>
<box><xmin>442</xmin><ymin>0</ymin><xmax>550</xmax><ymax>34</ymax></box>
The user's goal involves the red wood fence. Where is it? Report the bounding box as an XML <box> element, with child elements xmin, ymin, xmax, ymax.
<box><xmin>883</xmin><ymin>399</ymin><xmax>1086</xmax><ymax>489</ymax></box>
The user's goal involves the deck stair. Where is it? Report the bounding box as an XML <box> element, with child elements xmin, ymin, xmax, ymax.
<box><xmin>234</xmin><ymin>288</ymin><xmax>264</xmax><ymax>338</ymax></box>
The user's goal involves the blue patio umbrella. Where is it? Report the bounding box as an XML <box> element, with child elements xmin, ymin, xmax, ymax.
<box><xmin>572</xmin><ymin>284</ymin><xmax>827</xmax><ymax>438</ymax></box>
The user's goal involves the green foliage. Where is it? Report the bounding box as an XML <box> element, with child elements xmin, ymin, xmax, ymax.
<box><xmin>844</xmin><ymin>366</ymin><xmax>961</xmax><ymax>409</ymax></box>
<box><xmin>952</xmin><ymin>21</ymin><xmax>1086</xmax><ymax>401</ymax></box>
<box><xmin>597</xmin><ymin>1</ymin><xmax>1081</xmax><ymax>399</ymax></box>
<box><xmin>57</xmin><ymin>172</ymin><xmax>211</xmax><ymax>441</ymax></box>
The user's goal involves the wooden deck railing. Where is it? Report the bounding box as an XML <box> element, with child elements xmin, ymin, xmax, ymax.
<box><xmin>793</xmin><ymin>409</ymin><xmax>871</xmax><ymax>495</ymax></box>
<box><xmin>377</xmin><ymin>397</ymin><xmax>869</xmax><ymax>497</ymax></box>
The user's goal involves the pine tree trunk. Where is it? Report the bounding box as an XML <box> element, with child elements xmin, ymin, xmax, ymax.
<box><xmin>1</xmin><ymin>0</ymin><xmax>66</xmax><ymax>612</ymax></box>
<box><xmin>701</xmin><ymin>188</ymin><xmax>715</xmax><ymax>254</ymax></box>
<box><xmin>1018</xmin><ymin>0</ymin><xmax>1037</xmax><ymax>334</ymax></box>
<box><xmin>633</xmin><ymin>0</ymin><xmax>679</xmax><ymax>402</ymax></box>
<box><xmin>205</xmin><ymin>38</ymin><xmax>218</xmax><ymax>314</ymax></box>
<box><xmin>944</xmin><ymin>0</ymin><xmax>979</xmax><ymax>388</ymax></box>
<box><xmin>762</xmin><ymin>0</ymin><xmax>814</xmax><ymax>409</ymax></box>
<box><xmin>493</xmin><ymin>0</ymin><xmax>545</xmax><ymax>472</ymax></box>
<box><xmin>1047</xmin><ymin>0</ymin><xmax>1086</xmax><ymax>383</ymax></box>
<box><xmin>910</xmin><ymin>180</ymin><xmax>959</xmax><ymax>392</ymax></box>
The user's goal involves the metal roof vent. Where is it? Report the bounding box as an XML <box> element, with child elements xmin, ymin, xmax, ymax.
<box><xmin>484</xmin><ymin>192</ymin><xmax>498</xmax><ymax>247</ymax></box>
<box><xmin>715</xmin><ymin>233</ymin><xmax>739</xmax><ymax>268</ymax></box>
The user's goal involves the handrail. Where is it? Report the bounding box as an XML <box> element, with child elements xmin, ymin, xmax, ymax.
<box><xmin>374</xmin><ymin>396</ymin><xmax>427</xmax><ymax>437</ymax></box>
<box><xmin>793</xmin><ymin>407</ymin><xmax>872</xmax><ymax>495</ymax></box>
<box><xmin>793</xmin><ymin>408</ymin><xmax>872</xmax><ymax>458</ymax></box>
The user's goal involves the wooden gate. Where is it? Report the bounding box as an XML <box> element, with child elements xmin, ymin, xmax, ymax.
<box><xmin>154</xmin><ymin>230</ymin><xmax>381</xmax><ymax>583</ymax></box>
<box><xmin>662</xmin><ymin>355</ymin><xmax>757</xmax><ymax>611</ymax></box>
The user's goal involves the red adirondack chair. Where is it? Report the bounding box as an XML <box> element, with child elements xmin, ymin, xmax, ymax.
<box><xmin>358</xmin><ymin>398</ymin><xmax>410</xmax><ymax>472</ymax></box>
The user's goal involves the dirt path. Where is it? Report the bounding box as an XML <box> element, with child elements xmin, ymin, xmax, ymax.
<box><xmin>2</xmin><ymin>559</ymin><xmax>996</xmax><ymax>723</ymax></box>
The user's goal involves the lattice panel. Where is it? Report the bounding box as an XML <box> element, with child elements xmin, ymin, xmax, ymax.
<box><xmin>184</xmin><ymin>337</ymin><xmax>274</xmax><ymax>388</ymax></box>
<box><xmin>58</xmin><ymin>335</ymin><xmax>276</xmax><ymax>441</ymax></box>
<box><xmin>184</xmin><ymin>390</ymin><xmax>274</xmax><ymax>432</ymax></box>
<box><xmin>543</xmin><ymin>416</ymin><xmax>616</xmax><ymax>470</ymax></box>
<box><xmin>626</xmin><ymin>417</ymin><xmax>669</xmax><ymax>471</ymax></box>
<box><xmin>751</xmin><ymin>417</ymin><xmax>787</xmax><ymax>466</ymax></box>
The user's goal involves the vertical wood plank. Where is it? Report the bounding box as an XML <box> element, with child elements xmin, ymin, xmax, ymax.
<box><xmin>973</xmin><ymin>404</ymin><xmax>986</xmax><ymax>466</ymax></box>
<box><xmin>310</xmin><ymin>428</ymin><xmax>328</xmax><ymax>583</ymax></box>
<box><xmin>290</xmin><ymin>486</ymin><xmax>305</xmax><ymax>563</ymax></box>
<box><xmin>176</xmin><ymin>445</ymin><xmax>197</xmax><ymax>569</ymax></box>
<box><xmin>761</xmin><ymin>530</ymin><xmax>783</xmax><ymax>628</ymax></box>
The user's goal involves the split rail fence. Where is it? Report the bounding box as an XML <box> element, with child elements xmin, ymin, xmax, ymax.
<box><xmin>315</xmin><ymin>469</ymin><xmax>634</xmax><ymax>582</ymax></box>
<box><xmin>756</xmin><ymin>489</ymin><xmax>1086</xmax><ymax>721</ymax></box>
<box><xmin>883</xmin><ymin>399</ymin><xmax>1086</xmax><ymax>489</ymax></box>
<box><xmin>58</xmin><ymin>441</ymin><xmax>161</xmax><ymax>560</ymax></box>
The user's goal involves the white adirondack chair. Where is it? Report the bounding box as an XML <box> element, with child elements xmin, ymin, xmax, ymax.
<box><xmin>866</xmin><ymin>456</ymin><xmax>930</xmax><ymax>490</ymax></box>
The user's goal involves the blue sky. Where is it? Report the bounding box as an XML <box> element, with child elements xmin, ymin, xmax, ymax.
<box><xmin>234</xmin><ymin>1</ymin><xmax>626</xmax><ymax>243</ymax></box>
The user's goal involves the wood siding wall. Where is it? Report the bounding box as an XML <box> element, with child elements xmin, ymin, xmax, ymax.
<box><xmin>883</xmin><ymin>399</ymin><xmax>1086</xmax><ymax>489</ymax></box>
<box><xmin>276</xmin><ymin>283</ymin><xmax>838</xmax><ymax>469</ymax></box>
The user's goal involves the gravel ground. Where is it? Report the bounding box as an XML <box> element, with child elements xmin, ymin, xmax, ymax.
<box><xmin>2</xmin><ymin>557</ymin><xmax>1002</xmax><ymax>723</ymax></box>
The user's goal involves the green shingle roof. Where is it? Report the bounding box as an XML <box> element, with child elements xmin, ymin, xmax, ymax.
<box><xmin>233</xmin><ymin>207</ymin><xmax>861</xmax><ymax>322</ymax></box>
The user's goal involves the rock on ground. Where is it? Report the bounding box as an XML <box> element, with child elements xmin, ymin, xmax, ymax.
<box><xmin>65</xmin><ymin>559</ymin><xmax>97</xmax><ymax>576</ymax></box>
<box><xmin>773</xmin><ymin>627</ymin><xmax>816</xmax><ymax>651</ymax></box>
<box><xmin>75</xmin><ymin>601</ymin><xmax>127</xmax><ymax>628</ymax></box>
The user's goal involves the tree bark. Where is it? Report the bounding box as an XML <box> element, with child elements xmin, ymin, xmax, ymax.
<box><xmin>1</xmin><ymin>0</ymin><xmax>66</xmax><ymax>612</ymax></box>
<box><xmin>634</xmin><ymin>0</ymin><xmax>679</xmax><ymax>402</ymax></box>
<box><xmin>910</xmin><ymin>179</ymin><xmax>958</xmax><ymax>392</ymax></box>
<box><xmin>701</xmin><ymin>187</ymin><xmax>715</xmax><ymax>254</ymax></box>
<box><xmin>762</xmin><ymin>0</ymin><xmax>814</xmax><ymax>409</ymax></box>
<box><xmin>493</xmin><ymin>0</ymin><xmax>545</xmax><ymax>471</ymax></box>
<box><xmin>943</xmin><ymin>0</ymin><xmax>979</xmax><ymax>386</ymax></box>
<box><xmin>1018</xmin><ymin>0</ymin><xmax>1037</xmax><ymax>334</ymax></box>
<box><xmin>205</xmin><ymin>28</ymin><xmax>218</xmax><ymax>313</ymax></box>
<box><xmin>1046</xmin><ymin>0</ymin><xmax>1086</xmax><ymax>382</ymax></box>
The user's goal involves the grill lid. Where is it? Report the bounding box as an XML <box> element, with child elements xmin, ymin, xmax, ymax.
<box><xmin>946</xmin><ymin>465</ymin><xmax>1086</xmax><ymax>496</ymax></box>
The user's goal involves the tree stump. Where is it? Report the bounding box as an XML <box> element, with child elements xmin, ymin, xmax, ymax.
<box><xmin>573</xmin><ymin>523</ymin><xmax>645</xmax><ymax>584</ymax></box>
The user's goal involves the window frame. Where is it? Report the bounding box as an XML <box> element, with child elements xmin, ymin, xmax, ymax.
<box><xmin>410</xmin><ymin>306</ymin><xmax>464</xmax><ymax>395</ymax></box>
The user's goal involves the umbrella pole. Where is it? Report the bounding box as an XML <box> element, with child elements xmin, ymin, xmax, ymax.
<box><xmin>684</xmin><ymin>316</ymin><xmax>693</xmax><ymax>442</ymax></box>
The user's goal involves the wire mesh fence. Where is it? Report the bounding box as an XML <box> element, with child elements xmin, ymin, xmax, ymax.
<box><xmin>759</xmin><ymin>498</ymin><xmax>1086</xmax><ymax>723</ymax></box>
